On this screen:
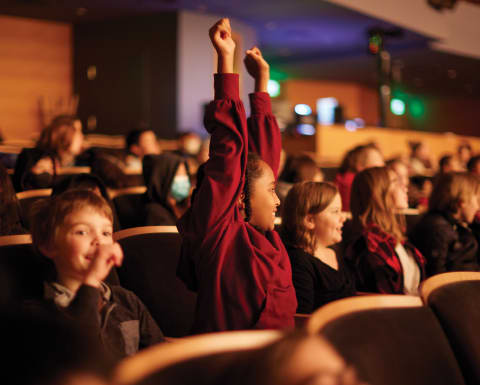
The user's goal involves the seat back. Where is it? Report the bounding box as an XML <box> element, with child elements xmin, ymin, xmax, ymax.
<box><xmin>421</xmin><ymin>272</ymin><xmax>480</xmax><ymax>385</ymax></box>
<box><xmin>16</xmin><ymin>189</ymin><xmax>52</xmax><ymax>230</ymax></box>
<box><xmin>113</xmin><ymin>330</ymin><xmax>281</xmax><ymax>385</ymax></box>
<box><xmin>307</xmin><ymin>295</ymin><xmax>466</xmax><ymax>385</ymax></box>
<box><xmin>112</xmin><ymin>190</ymin><xmax>147</xmax><ymax>229</ymax></box>
<box><xmin>0</xmin><ymin>235</ymin><xmax>44</xmax><ymax>304</ymax></box>
<box><xmin>114</xmin><ymin>227</ymin><xmax>196</xmax><ymax>337</ymax></box>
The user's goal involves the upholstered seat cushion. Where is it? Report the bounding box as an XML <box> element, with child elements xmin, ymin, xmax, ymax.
<box><xmin>321</xmin><ymin>306</ymin><xmax>465</xmax><ymax>385</ymax></box>
<box><xmin>428</xmin><ymin>281</ymin><xmax>480</xmax><ymax>385</ymax></box>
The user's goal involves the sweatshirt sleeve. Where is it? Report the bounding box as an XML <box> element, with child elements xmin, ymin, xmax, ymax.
<box><xmin>247</xmin><ymin>92</ymin><xmax>282</xmax><ymax>177</ymax></box>
<box><xmin>64</xmin><ymin>285</ymin><xmax>102</xmax><ymax>331</ymax></box>
<box><xmin>187</xmin><ymin>73</ymin><xmax>248</xmax><ymax>234</ymax></box>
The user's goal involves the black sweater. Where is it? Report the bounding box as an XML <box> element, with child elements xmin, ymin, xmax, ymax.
<box><xmin>286</xmin><ymin>245</ymin><xmax>356</xmax><ymax>314</ymax></box>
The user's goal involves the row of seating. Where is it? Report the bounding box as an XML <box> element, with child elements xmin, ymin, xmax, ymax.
<box><xmin>15</xmin><ymin>187</ymin><xmax>421</xmax><ymax>233</ymax></box>
<box><xmin>113</xmin><ymin>273</ymin><xmax>480</xmax><ymax>385</ymax></box>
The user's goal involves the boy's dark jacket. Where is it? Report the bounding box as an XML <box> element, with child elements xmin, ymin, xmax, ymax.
<box><xmin>23</xmin><ymin>282</ymin><xmax>164</xmax><ymax>362</ymax></box>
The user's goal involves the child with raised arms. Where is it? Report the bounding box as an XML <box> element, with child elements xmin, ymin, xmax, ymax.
<box><xmin>177</xmin><ymin>18</ymin><xmax>297</xmax><ymax>332</ymax></box>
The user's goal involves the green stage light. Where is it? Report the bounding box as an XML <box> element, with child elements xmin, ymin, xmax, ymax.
<box><xmin>410</xmin><ymin>100</ymin><xmax>425</xmax><ymax>118</ymax></box>
<box><xmin>390</xmin><ymin>98</ymin><xmax>405</xmax><ymax>116</ymax></box>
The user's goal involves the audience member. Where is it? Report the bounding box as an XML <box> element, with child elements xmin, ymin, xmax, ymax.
<box><xmin>90</xmin><ymin>152</ymin><xmax>140</xmax><ymax>189</ymax></box>
<box><xmin>125</xmin><ymin>129</ymin><xmax>161</xmax><ymax>171</ymax></box>
<box><xmin>174</xmin><ymin>131</ymin><xmax>203</xmax><ymax>159</ymax></box>
<box><xmin>334</xmin><ymin>144</ymin><xmax>384</xmax><ymax>211</ymax></box>
<box><xmin>13</xmin><ymin>147</ymin><xmax>57</xmax><ymax>191</ymax></box>
<box><xmin>457</xmin><ymin>142</ymin><xmax>472</xmax><ymax>171</ymax></box>
<box><xmin>0</xmin><ymin>163</ymin><xmax>26</xmax><ymax>235</ymax></box>
<box><xmin>386</xmin><ymin>158</ymin><xmax>409</xmax><ymax>188</ymax></box>
<box><xmin>177</xmin><ymin>19</ymin><xmax>296</xmax><ymax>332</ymax></box>
<box><xmin>281</xmin><ymin>182</ymin><xmax>355</xmax><ymax>313</ymax></box>
<box><xmin>52</xmin><ymin>173</ymin><xmax>121</xmax><ymax>231</ymax></box>
<box><xmin>28</xmin><ymin>189</ymin><xmax>164</xmax><ymax>361</ymax></box>
<box><xmin>409</xmin><ymin>141</ymin><xmax>433</xmax><ymax>176</ymax></box>
<box><xmin>467</xmin><ymin>155</ymin><xmax>480</xmax><ymax>176</ymax></box>
<box><xmin>346</xmin><ymin>167</ymin><xmax>426</xmax><ymax>294</ymax></box>
<box><xmin>438</xmin><ymin>154</ymin><xmax>461</xmax><ymax>175</ymax></box>
<box><xmin>409</xmin><ymin>172</ymin><xmax>480</xmax><ymax>276</ymax></box>
<box><xmin>142</xmin><ymin>153</ymin><xmax>191</xmax><ymax>226</ymax></box>
<box><xmin>37</xmin><ymin>115</ymin><xmax>85</xmax><ymax>167</ymax></box>
<box><xmin>277</xmin><ymin>154</ymin><xmax>323</xmax><ymax>208</ymax></box>
<box><xmin>408</xmin><ymin>175</ymin><xmax>433</xmax><ymax>211</ymax></box>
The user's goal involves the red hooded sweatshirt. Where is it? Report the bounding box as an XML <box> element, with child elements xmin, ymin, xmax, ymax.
<box><xmin>177</xmin><ymin>73</ymin><xmax>297</xmax><ymax>333</ymax></box>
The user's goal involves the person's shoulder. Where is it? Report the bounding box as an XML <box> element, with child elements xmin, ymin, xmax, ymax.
<box><xmin>286</xmin><ymin>245</ymin><xmax>314</xmax><ymax>264</ymax></box>
<box><xmin>417</xmin><ymin>211</ymin><xmax>455</xmax><ymax>234</ymax></box>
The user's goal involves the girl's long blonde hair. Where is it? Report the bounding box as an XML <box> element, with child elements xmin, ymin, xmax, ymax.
<box><xmin>350</xmin><ymin>167</ymin><xmax>405</xmax><ymax>242</ymax></box>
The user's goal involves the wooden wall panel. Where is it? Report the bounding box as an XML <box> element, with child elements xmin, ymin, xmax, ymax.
<box><xmin>282</xmin><ymin>79</ymin><xmax>380</xmax><ymax>125</ymax></box>
<box><xmin>0</xmin><ymin>15</ymin><xmax>72</xmax><ymax>142</ymax></box>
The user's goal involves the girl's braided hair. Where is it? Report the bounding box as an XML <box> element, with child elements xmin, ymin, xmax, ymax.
<box><xmin>243</xmin><ymin>152</ymin><xmax>264</xmax><ymax>222</ymax></box>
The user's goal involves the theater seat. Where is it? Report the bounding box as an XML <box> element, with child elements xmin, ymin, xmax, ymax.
<box><xmin>114</xmin><ymin>226</ymin><xmax>197</xmax><ymax>338</ymax></box>
<box><xmin>16</xmin><ymin>188</ymin><xmax>52</xmax><ymax>230</ymax></box>
<box><xmin>307</xmin><ymin>295</ymin><xmax>466</xmax><ymax>385</ymax></box>
<box><xmin>0</xmin><ymin>234</ymin><xmax>44</xmax><ymax>304</ymax></box>
<box><xmin>113</xmin><ymin>330</ymin><xmax>281</xmax><ymax>385</ymax></box>
<box><xmin>421</xmin><ymin>272</ymin><xmax>480</xmax><ymax>385</ymax></box>
<box><xmin>110</xmin><ymin>186</ymin><xmax>147</xmax><ymax>229</ymax></box>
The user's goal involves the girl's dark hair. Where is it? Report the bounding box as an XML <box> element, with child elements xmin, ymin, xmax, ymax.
<box><xmin>243</xmin><ymin>152</ymin><xmax>264</xmax><ymax>222</ymax></box>
<box><xmin>191</xmin><ymin>154</ymin><xmax>265</xmax><ymax>222</ymax></box>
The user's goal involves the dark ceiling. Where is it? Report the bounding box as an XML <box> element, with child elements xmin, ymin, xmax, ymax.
<box><xmin>1</xmin><ymin>0</ymin><xmax>479</xmax><ymax>98</ymax></box>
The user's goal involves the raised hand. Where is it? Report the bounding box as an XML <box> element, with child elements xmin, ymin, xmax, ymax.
<box><xmin>209</xmin><ymin>18</ymin><xmax>236</xmax><ymax>73</ymax></box>
<box><xmin>244</xmin><ymin>46</ymin><xmax>270</xmax><ymax>92</ymax></box>
<box><xmin>83</xmin><ymin>242</ymin><xmax>123</xmax><ymax>288</ymax></box>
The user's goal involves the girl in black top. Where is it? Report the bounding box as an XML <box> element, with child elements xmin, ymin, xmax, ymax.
<box><xmin>281</xmin><ymin>182</ymin><xmax>355</xmax><ymax>313</ymax></box>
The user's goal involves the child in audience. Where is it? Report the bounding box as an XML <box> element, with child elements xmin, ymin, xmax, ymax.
<box><xmin>409</xmin><ymin>141</ymin><xmax>433</xmax><ymax>176</ymax></box>
<box><xmin>12</xmin><ymin>147</ymin><xmax>57</xmax><ymax>191</ymax></box>
<box><xmin>467</xmin><ymin>155</ymin><xmax>480</xmax><ymax>176</ymax></box>
<box><xmin>276</xmin><ymin>154</ymin><xmax>323</xmax><ymax>210</ymax></box>
<box><xmin>125</xmin><ymin>128</ymin><xmax>161</xmax><ymax>171</ymax></box>
<box><xmin>0</xmin><ymin>163</ymin><xmax>25</xmax><ymax>235</ymax></box>
<box><xmin>142</xmin><ymin>152</ymin><xmax>191</xmax><ymax>226</ymax></box>
<box><xmin>408</xmin><ymin>175</ymin><xmax>433</xmax><ymax>212</ymax></box>
<box><xmin>457</xmin><ymin>142</ymin><xmax>472</xmax><ymax>171</ymax></box>
<box><xmin>177</xmin><ymin>18</ymin><xmax>296</xmax><ymax>332</ymax></box>
<box><xmin>52</xmin><ymin>173</ymin><xmax>121</xmax><ymax>231</ymax></box>
<box><xmin>438</xmin><ymin>154</ymin><xmax>461</xmax><ymax>175</ymax></box>
<box><xmin>346</xmin><ymin>167</ymin><xmax>426</xmax><ymax>294</ymax></box>
<box><xmin>386</xmin><ymin>158</ymin><xmax>409</xmax><ymax>189</ymax></box>
<box><xmin>37</xmin><ymin>115</ymin><xmax>85</xmax><ymax>167</ymax></box>
<box><xmin>334</xmin><ymin>144</ymin><xmax>384</xmax><ymax>211</ymax></box>
<box><xmin>281</xmin><ymin>182</ymin><xmax>355</xmax><ymax>313</ymax></box>
<box><xmin>29</xmin><ymin>189</ymin><xmax>164</xmax><ymax>361</ymax></box>
<box><xmin>410</xmin><ymin>172</ymin><xmax>480</xmax><ymax>276</ymax></box>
